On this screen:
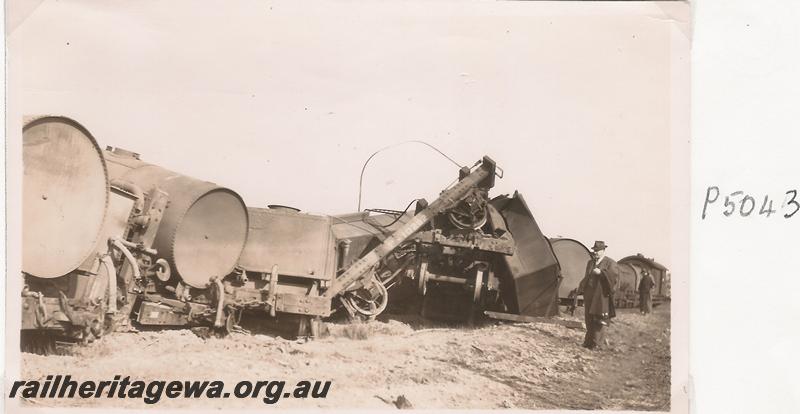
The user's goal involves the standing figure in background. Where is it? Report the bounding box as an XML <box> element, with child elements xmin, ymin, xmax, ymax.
<box><xmin>638</xmin><ymin>269</ymin><xmax>655</xmax><ymax>315</ymax></box>
<box><xmin>578</xmin><ymin>241</ymin><xmax>619</xmax><ymax>350</ymax></box>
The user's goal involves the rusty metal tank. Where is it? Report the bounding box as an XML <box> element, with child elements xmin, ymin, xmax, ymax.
<box><xmin>550</xmin><ymin>238</ymin><xmax>592</xmax><ymax>299</ymax></box>
<box><xmin>103</xmin><ymin>147</ymin><xmax>249</xmax><ymax>288</ymax></box>
<box><xmin>238</xmin><ymin>206</ymin><xmax>335</xmax><ymax>280</ymax></box>
<box><xmin>23</xmin><ymin>117</ymin><xmax>110</xmax><ymax>278</ymax></box>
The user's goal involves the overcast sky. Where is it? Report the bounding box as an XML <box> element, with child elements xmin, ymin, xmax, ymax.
<box><xmin>8</xmin><ymin>0</ymin><xmax>687</xmax><ymax>268</ymax></box>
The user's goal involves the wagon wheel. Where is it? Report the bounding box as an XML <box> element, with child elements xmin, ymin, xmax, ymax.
<box><xmin>420</xmin><ymin>292</ymin><xmax>430</xmax><ymax>319</ymax></box>
<box><xmin>472</xmin><ymin>269</ymin><xmax>485</xmax><ymax>304</ymax></box>
<box><xmin>447</xmin><ymin>208</ymin><xmax>487</xmax><ymax>230</ymax></box>
<box><xmin>417</xmin><ymin>261</ymin><xmax>429</xmax><ymax>296</ymax></box>
<box><xmin>222</xmin><ymin>308</ymin><xmax>249</xmax><ymax>335</ymax></box>
<box><xmin>468</xmin><ymin>269</ymin><xmax>486</xmax><ymax>325</ymax></box>
<box><xmin>225</xmin><ymin>311</ymin><xmax>236</xmax><ymax>335</ymax></box>
<box><xmin>447</xmin><ymin>190</ymin><xmax>489</xmax><ymax>230</ymax></box>
<box><xmin>342</xmin><ymin>277</ymin><xmax>388</xmax><ymax>317</ymax></box>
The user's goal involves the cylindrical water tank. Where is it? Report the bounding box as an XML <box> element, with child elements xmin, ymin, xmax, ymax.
<box><xmin>550</xmin><ymin>238</ymin><xmax>592</xmax><ymax>298</ymax></box>
<box><xmin>23</xmin><ymin>117</ymin><xmax>110</xmax><ymax>278</ymax></box>
<box><xmin>103</xmin><ymin>148</ymin><xmax>249</xmax><ymax>288</ymax></box>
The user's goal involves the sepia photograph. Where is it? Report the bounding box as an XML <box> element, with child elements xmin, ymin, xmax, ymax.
<box><xmin>6</xmin><ymin>1</ymin><xmax>689</xmax><ymax>412</ymax></box>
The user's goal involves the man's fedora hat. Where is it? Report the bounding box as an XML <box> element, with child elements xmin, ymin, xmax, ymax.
<box><xmin>591</xmin><ymin>241</ymin><xmax>608</xmax><ymax>251</ymax></box>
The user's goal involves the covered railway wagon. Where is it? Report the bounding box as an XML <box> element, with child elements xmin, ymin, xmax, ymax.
<box><xmin>618</xmin><ymin>254</ymin><xmax>671</xmax><ymax>304</ymax></box>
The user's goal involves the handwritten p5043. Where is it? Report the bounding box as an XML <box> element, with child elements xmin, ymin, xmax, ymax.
<box><xmin>701</xmin><ymin>187</ymin><xmax>799</xmax><ymax>219</ymax></box>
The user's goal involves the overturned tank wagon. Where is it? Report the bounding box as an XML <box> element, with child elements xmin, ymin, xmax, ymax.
<box><xmin>103</xmin><ymin>147</ymin><xmax>250</xmax><ymax>289</ymax></box>
<box><xmin>23</xmin><ymin>117</ymin><xmax>110</xmax><ymax>279</ymax></box>
<box><xmin>99</xmin><ymin>148</ymin><xmax>253</xmax><ymax>332</ymax></box>
<box><xmin>21</xmin><ymin>117</ymin><xmax>138</xmax><ymax>345</ymax></box>
<box><xmin>21</xmin><ymin>116</ymin><xmax>254</xmax><ymax>348</ymax></box>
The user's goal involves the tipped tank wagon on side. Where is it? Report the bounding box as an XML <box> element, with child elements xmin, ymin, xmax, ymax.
<box><xmin>22</xmin><ymin>117</ymin><xmax>125</xmax><ymax>343</ymax></box>
<box><xmin>21</xmin><ymin>116</ymin><xmax>252</xmax><ymax>344</ymax></box>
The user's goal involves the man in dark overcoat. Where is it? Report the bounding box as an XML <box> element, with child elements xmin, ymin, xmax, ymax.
<box><xmin>638</xmin><ymin>269</ymin><xmax>655</xmax><ymax>315</ymax></box>
<box><xmin>578</xmin><ymin>241</ymin><xmax>619</xmax><ymax>350</ymax></box>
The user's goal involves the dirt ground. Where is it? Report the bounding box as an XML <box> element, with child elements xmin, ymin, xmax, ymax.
<box><xmin>19</xmin><ymin>305</ymin><xmax>670</xmax><ymax>410</ymax></box>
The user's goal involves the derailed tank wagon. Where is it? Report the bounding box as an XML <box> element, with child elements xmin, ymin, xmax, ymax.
<box><xmin>22</xmin><ymin>117</ymin><xmax>133</xmax><ymax>342</ymax></box>
<box><xmin>102</xmin><ymin>146</ymin><xmax>251</xmax><ymax>331</ymax></box>
<box><xmin>21</xmin><ymin>116</ymin><xmax>254</xmax><ymax>344</ymax></box>
<box><xmin>20</xmin><ymin>116</ymin><xmax>574</xmax><ymax>348</ymax></box>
